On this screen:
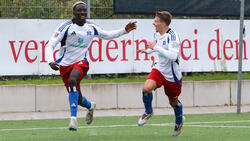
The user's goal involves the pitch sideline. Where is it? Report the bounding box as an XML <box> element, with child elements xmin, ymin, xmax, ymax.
<box><xmin>0</xmin><ymin>120</ymin><xmax>250</xmax><ymax>132</ymax></box>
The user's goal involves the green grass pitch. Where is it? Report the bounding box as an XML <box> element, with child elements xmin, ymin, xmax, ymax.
<box><xmin>0</xmin><ymin>112</ymin><xmax>249</xmax><ymax>141</ymax></box>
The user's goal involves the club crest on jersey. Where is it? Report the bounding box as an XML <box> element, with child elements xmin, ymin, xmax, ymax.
<box><xmin>163</xmin><ymin>41</ymin><xmax>166</xmax><ymax>45</ymax></box>
<box><xmin>87</xmin><ymin>31</ymin><xmax>92</xmax><ymax>36</ymax></box>
<box><xmin>78</xmin><ymin>38</ymin><xmax>84</xmax><ymax>44</ymax></box>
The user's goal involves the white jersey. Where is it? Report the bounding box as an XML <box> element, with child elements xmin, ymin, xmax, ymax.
<box><xmin>147</xmin><ymin>28</ymin><xmax>182</xmax><ymax>83</ymax></box>
<box><xmin>46</xmin><ymin>19</ymin><xmax>127</xmax><ymax>66</ymax></box>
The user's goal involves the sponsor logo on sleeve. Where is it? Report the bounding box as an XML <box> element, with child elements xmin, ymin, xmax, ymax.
<box><xmin>171</xmin><ymin>42</ymin><xmax>179</xmax><ymax>48</ymax></box>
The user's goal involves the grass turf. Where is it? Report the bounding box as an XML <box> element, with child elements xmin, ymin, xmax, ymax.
<box><xmin>1</xmin><ymin>72</ymin><xmax>250</xmax><ymax>85</ymax></box>
<box><xmin>0</xmin><ymin>112</ymin><xmax>249</xmax><ymax>141</ymax></box>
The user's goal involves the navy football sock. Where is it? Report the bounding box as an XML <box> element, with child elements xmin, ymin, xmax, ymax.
<box><xmin>69</xmin><ymin>90</ymin><xmax>79</xmax><ymax>117</ymax></box>
<box><xmin>79</xmin><ymin>95</ymin><xmax>91</xmax><ymax>109</ymax></box>
<box><xmin>142</xmin><ymin>92</ymin><xmax>153</xmax><ymax>114</ymax></box>
<box><xmin>173</xmin><ymin>101</ymin><xmax>183</xmax><ymax>124</ymax></box>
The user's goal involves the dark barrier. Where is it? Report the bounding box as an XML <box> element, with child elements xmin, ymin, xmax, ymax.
<box><xmin>114</xmin><ymin>0</ymin><xmax>250</xmax><ymax>17</ymax></box>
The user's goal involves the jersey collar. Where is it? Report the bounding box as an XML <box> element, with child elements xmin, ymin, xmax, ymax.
<box><xmin>166</xmin><ymin>28</ymin><xmax>171</xmax><ymax>33</ymax></box>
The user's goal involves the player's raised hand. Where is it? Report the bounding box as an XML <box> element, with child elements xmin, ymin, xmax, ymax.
<box><xmin>49</xmin><ymin>62</ymin><xmax>59</xmax><ymax>71</ymax></box>
<box><xmin>125</xmin><ymin>21</ymin><xmax>137</xmax><ymax>32</ymax></box>
<box><xmin>137</xmin><ymin>49</ymin><xmax>147</xmax><ymax>54</ymax></box>
<box><xmin>147</xmin><ymin>41</ymin><xmax>156</xmax><ymax>50</ymax></box>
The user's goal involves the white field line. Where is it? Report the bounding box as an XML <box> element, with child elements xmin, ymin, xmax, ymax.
<box><xmin>0</xmin><ymin>120</ymin><xmax>250</xmax><ymax>132</ymax></box>
<box><xmin>184</xmin><ymin>125</ymin><xmax>250</xmax><ymax>128</ymax></box>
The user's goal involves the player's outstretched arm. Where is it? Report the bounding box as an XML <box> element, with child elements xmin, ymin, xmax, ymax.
<box><xmin>94</xmin><ymin>21</ymin><xmax>137</xmax><ymax>40</ymax></box>
<box><xmin>125</xmin><ymin>21</ymin><xmax>137</xmax><ymax>32</ymax></box>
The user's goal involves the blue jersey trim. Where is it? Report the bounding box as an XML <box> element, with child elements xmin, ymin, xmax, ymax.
<box><xmin>171</xmin><ymin>63</ymin><xmax>182</xmax><ymax>86</ymax></box>
<box><xmin>84</xmin><ymin>57</ymin><xmax>88</xmax><ymax>63</ymax></box>
<box><xmin>56</xmin><ymin>49</ymin><xmax>66</xmax><ymax>63</ymax></box>
<box><xmin>60</xmin><ymin>25</ymin><xmax>71</xmax><ymax>47</ymax></box>
<box><xmin>169</xmin><ymin>30</ymin><xmax>176</xmax><ymax>41</ymax></box>
<box><xmin>84</xmin><ymin>51</ymin><xmax>88</xmax><ymax>58</ymax></box>
<box><xmin>58</xmin><ymin>20</ymin><xmax>72</xmax><ymax>32</ymax></box>
<box><xmin>57</xmin><ymin>26</ymin><xmax>71</xmax><ymax>63</ymax></box>
<box><xmin>90</xmin><ymin>25</ymin><xmax>98</xmax><ymax>35</ymax></box>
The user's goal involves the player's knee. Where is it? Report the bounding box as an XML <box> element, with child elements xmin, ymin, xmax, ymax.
<box><xmin>169</xmin><ymin>101</ymin><xmax>177</xmax><ymax>107</ymax></box>
<box><xmin>143</xmin><ymin>87</ymin><xmax>152</xmax><ymax>94</ymax></box>
<box><xmin>169</xmin><ymin>99</ymin><xmax>179</xmax><ymax>107</ymax></box>
<box><xmin>68</xmin><ymin>78</ymin><xmax>77</xmax><ymax>88</ymax></box>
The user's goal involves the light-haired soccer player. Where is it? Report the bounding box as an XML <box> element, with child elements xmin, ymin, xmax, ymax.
<box><xmin>46</xmin><ymin>1</ymin><xmax>136</xmax><ymax>131</ymax></box>
<box><xmin>137</xmin><ymin>11</ymin><xmax>184</xmax><ymax>136</ymax></box>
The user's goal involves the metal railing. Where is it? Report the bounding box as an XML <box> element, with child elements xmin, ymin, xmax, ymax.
<box><xmin>0</xmin><ymin>0</ymin><xmax>118</xmax><ymax>19</ymax></box>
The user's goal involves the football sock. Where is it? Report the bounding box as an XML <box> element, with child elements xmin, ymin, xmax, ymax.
<box><xmin>173</xmin><ymin>101</ymin><xmax>183</xmax><ymax>124</ymax></box>
<box><xmin>142</xmin><ymin>92</ymin><xmax>153</xmax><ymax>114</ymax></box>
<box><xmin>79</xmin><ymin>96</ymin><xmax>91</xmax><ymax>109</ymax></box>
<box><xmin>69</xmin><ymin>87</ymin><xmax>79</xmax><ymax>117</ymax></box>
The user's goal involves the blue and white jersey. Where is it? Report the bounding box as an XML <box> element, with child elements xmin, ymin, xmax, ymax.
<box><xmin>47</xmin><ymin>19</ymin><xmax>127</xmax><ymax>66</ymax></box>
<box><xmin>149</xmin><ymin>28</ymin><xmax>182</xmax><ymax>83</ymax></box>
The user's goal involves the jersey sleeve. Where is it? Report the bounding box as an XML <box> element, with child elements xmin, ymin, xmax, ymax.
<box><xmin>46</xmin><ymin>20</ymin><xmax>71</xmax><ymax>63</ymax></box>
<box><xmin>145</xmin><ymin>48</ymin><xmax>156</xmax><ymax>54</ymax></box>
<box><xmin>168</xmin><ymin>31</ymin><xmax>180</xmax><ymax>54</ymax></box>
<box><xmin>90</xmin><ymin>24</ymin><xmax>127</xmax><ymax>40</ymax></box>
<box><xmin>154</xmin><ymin>33</ymin><xmax>180</xmax><ymax>61</ymax></box>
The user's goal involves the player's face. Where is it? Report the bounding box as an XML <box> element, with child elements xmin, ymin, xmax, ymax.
<box><xmin>153</xmin><ymin>17</ymin><xmax>164</xmax><ymax>32</ymax></box>
<box><xmin>73</xmin><ymin>4</ymin><xmax>87</xmax><ymax>24</ymax></box>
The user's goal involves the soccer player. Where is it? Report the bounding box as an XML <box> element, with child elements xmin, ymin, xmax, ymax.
<box><xmin>46</xmin><ymin>1</ymin><xmax>136</xmax><ymax>131</ymax></box>
<box><xmin>137</xmin><ymin>11</ymin><xmax>184</xmax><ymax>136</ymax></box>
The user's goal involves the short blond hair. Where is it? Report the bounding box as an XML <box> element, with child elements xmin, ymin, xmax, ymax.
<box><xmin>155</xmin><ymin>11</ymin><xmax>172</xmax><ymax>26</ymax></box>
<box><xmin>72</xmin><ymin>1</ymin><xmax>86</xmax><ymax>10</ymax></box>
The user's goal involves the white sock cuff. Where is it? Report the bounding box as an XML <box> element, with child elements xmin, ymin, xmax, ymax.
<box><xmin>71</xmin><ymin>116</ymin><xmax>77</xmax><ymax>120</ymax></box>
<box><xmin>68</xmin><ymin>86</ymin><xmax>77</xmax><ymax>92</ymax></box>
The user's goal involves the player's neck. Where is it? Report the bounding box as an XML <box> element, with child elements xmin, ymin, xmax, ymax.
<box><xmin>75</xmin><ymin>20</ymin><xmax>86</xmax><ymax>26</ymax></box>
<box><xmin>159</xmin><ymin>27</ymin><xmax>169</xmax><ymax>35</ymax></box>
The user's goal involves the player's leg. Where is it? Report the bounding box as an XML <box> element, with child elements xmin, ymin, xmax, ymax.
<box><xmin>67</xmin><ymin>68</ymin><xmax>81</xmax><ymax>131</ymax></box>
<box><xmin>77</xmin><ymin>89</ymin><xmax>96</xmax><ymax>125</ymax></box>
<box><xmin>75</xmin><ymin>61</ymin><xmax>96</xmax><ymax>125</ymax></box>
<box><xmin>164</xmin><ymin>81</ymin><xmax>184</xmax><ymax>136</ymax></box>
<box><xmin>77</xmin><ymin>88</ymin><xmax>91</xmax><ymax>109</ymax></box>
<box><xmin>74</xmin><ymin>60</ymin><xmax>93</xmax><ymax>110</ymax></box>
<box><xmin>142</xmin><ymin>79</ymin><xmax>157</xmax><ymax>114</ymax></box>
<box><xmin>68</xmin><ymin>69</ymin><xmax>81</xmax><ymax>117</ymax></box>
<box><xmin>138</xmin><ymin>79</ymin><xmax>158</xmax><ymax>126</ymax></box>
<box><xmin>169</xmin><ymin>97</ymin><xmax>184</xmax><ymax>125</ymax></box>
<box><xmin>138</xmin><ymin>69</ymin><xmax>164</xmax><ymax>126</ymax></box>
<box><xmin>169</xmin><ymin>97</ymin><xmax>185</xmax><ymax>136</ymax></box>
<box><xmin>169</xmin><ymin>97</ymin><xmax>183</xmax><ymax>124</ymax></box>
